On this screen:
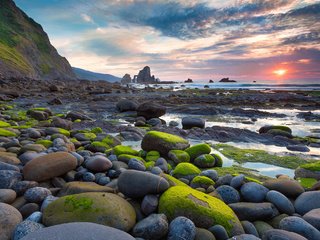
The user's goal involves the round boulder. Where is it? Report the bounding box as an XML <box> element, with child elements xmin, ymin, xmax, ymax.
<box><xmin>168</xmin><ymin>216</ymin><xmax>196</xmax><ymax>240</ymax></box>
<box><xmin>85</xmin><ymin>156</ymin><xmax>112</xmax><ymax>172</ymax></box>
<box><xmin>241</xmin><ymin>182</ymin><xmax>269</xmax><ymax>203</ymax></box>
<box><xmin>137</xmin><ymin>102</ymin><xmax>166</xmax><ymax>120</ymax></box>
<box><xmin>116</xmin><ymin>99</ymin><xmax>138</xmax><ymax>112</ymax></box>
<box><xmin>0</xmin><ymin>202</ymin><xmax>22</xmax><ymax>240</ymax></box>
<box><xmin>294</xmin><ymin>191</ymin><xmax>320</xmax><ymax>215</ymax></box>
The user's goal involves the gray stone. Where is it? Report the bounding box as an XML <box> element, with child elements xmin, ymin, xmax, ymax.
<box><xmin>241</xmin><ymin>221</ymin><xmax>259</xmax><ymax>237</ymax></box>
<box><xmin>262</xmin><ymin>229</ymin><xmax>307</xmax><ymax>240</ymax></box>
<box><xmin>215</xmin><ymin>185</ymin><xmax>240</xmax><ymax>204</ymax></box>
<box><xmin>200</xmin><ymin>170</ymin><xmax>219</xmax><ymax>182</ymax></box>
<box><xmin>182</xmin><ymin>117</ymin><xmax>205</xmax><ymax>129</ymax></box>
<box><xmin>0</xmin><ymin>161</ymin><xmax>20</xmax><ymax>171</ymax></box>
<box><xmin>12</xmin><ymin>220</ymin><xmax>44</xmax><ymax>240</ymax></box>
<box><xmin>229</xmin><ymin>202</ymin><xmax>278</xmax><ymax>221</ymax></box>
<box><xmin>13</xmin><ymin>181</ymin><xmax>38</xmax><ymax>196</ymax></box>
<box><xmin>168</xmin><ymin>216</ymin><xmax>196</xmax><ymax>240</ymax></box>
<box><xmin>303</xmin><ymin>208</ymin><xmax>320</xmax><ymax>230</ymax></box>
<box><xmin>20</xmin><ymin>222</ymin><xmax>135</xmax><ymax>240</ymax></box>
<box><xmin>137</xmin><ymin>102</ymin><xmax>166</xmax><ymax>120</ymax></box>
<box><xmin>209</xmin><ymin>225</ymin><xmax>228</xmax><ymax>240</ymax></box>
<box><xmin>24</xmin><ymin>187</ymin><xmax>51</xmax><ymax>203</ymax></box>
<box><xmin>241</xmin><ymin>182</ymin><xmax>269</xmax><ymax>203</ymax></box>
<box><xmin>280</xmin><ymin>216</ymin><xmax>320</xmax><ymax>240</ymax></box>
<box><xmin>294</xmin><ymin>191</ymin><xmax>320</xmax><ymax>215</ymax></box>
<box><xmin>0</xmin><ymin>188</ymin><xmax>16</xmax><ymax>203</ymax></box>
<box><xmin>266</xmin><ymin>190</ymin><xmax>295</xmax><ymax>215</ymax></box>
<box><xmin>40</xmin><ymin>195</ymin><xmax>59</xmax><ymax>211</ymax></box>
<box><xmin>132</xmin><ymin>214</ymin><xmax>168</xmax><ymax>240</ymax></box>
<box><xmin>287</xmin><ymin>145</ymin><xmax>310</xmax><ymax>152</ymax></box>
<box><xmin>85</xmin><ymin>155</ymin><xmax>112</xmax><ymax>172</ymax></box>
<box><xmin>230</xmin><ymin>174</ymin><xmax>245</xmax><ymax>189</ymax></box>
<box><xmin>227</xmin><ymin>234</ymin><xmax>261</xmax><ymax>240</ymax></box>
<box><xmin>141</xmin><ymin>194</ymin><xmax>158</xmax><ymax>215</ymax></box>
<box><xmin>128</xmin><ymin>158</ymin><xmax>146</xmax><ymax>171</ymax></box>
<box><xmin>0</xmin><ymin>170</ymin><xmax>22</xmax><ymax>189</ymax></box>
<box><xmin>26</xmin><ymin>212</ymin><xmax>42</xmax><ymax>223</ymax></box>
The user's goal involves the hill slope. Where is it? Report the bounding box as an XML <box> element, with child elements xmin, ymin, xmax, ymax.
<box><xmin>0</xmin><ymin>0</ymin><xmax>76</xmax><ymax>80</ymax></box>
<box><xmin>73</xmin><ymin>67</ymin><xmax>120</xmax><ymax>82</ymax></box>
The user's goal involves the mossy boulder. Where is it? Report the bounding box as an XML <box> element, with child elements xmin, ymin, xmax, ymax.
<box><xmin>146</xmin><ymin>151</ymin><xmax>160</xmax><ymax>162</ymax></box>
<box><xmin>190</xmin><ymin>176</ymin><xmax>215</xmax><ymax>189</ymax></box>
<box><xmin>74</xmin><ymin>132</ymin><xmax>97</xmax><ymax>141</ymax></box>
<box><xmin>35</xmin><ymin>139</ymin><xmax>53</xmax><ymax>148</ymax></box>
<box><xmin>172</xmin><ymin>163</ymin><xmax>201</xmax><ymax>180</ymax></box>
<box><xmin>185</xmin><ymin>143</ymin><xmax>211</xmax><ymax>161</ymax></box>
<box><xmin>168</xmin><ymin>150</ymin><xmax>190</xmax><ymax>164</ymax></box>
<box><xmin>0</xmin><ymin>128</ymin><xmax>17</xmax><ymax>137</ymax></box>
<box><xmin>160</xmin><ymin>173</ymin><xmax>188</xmax><ymax>187</ymax></box>
<box><xmin>259</xmin><ymin>125</ymin><xmax>292</xmax><ymax>134</ymax></box>
<box><xmin>43</xmin><ymin>192</ymin><xmax>136</xmax><ymax>232</ymax></box>
<box><xmin>113</xmin><ymin>145</ymin><xmax>139</xmax><ymax>156</ymax></box>
<box><xmin>158</xmin><ymin>186</ymin><xmax>244</xmax><ymax>236</ymax></box>
<box><xmin>295</xmin><ymin>162</ymin><xmax>320</xmax><ymax>180</ymax></box>
<box><xmin>267</xmin><ymin>129</ymin><xmax>292</xmax><ymax>138</ymax></box>
<box><xmin>141</xmin><ymin>131</ymin><xmax>190</xmax><ymax>156</ymax></box>
<box><xmin>0</xmin><ymin>120</ymin><xmax>11</xmax><ymax>128</ymax></box>
<box><xmin>194</xmin><ymin>154</ymin><xmax>216</xmax><ymax>168</ymax></box>
<box><xmin>87</xmin><ymin>141</ymin><xmax>111</xmax><ymax>152</ymax></box>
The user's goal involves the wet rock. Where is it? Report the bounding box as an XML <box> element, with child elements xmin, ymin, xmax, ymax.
<box><xmin>137</xmin><ymin>102</ymin><xmax>166</xmax><ymax>120</ymax></box>
<box><xmin>240</xmin><ymin>182</ymin><xmax>269</xmax><ymax>203</ymax></box>
<box><xmin>182</xmin><ymin>117</ymin><xmax>205</xmax><ymax>129</ymax></box>
<box><xmin>295</xmin><ymin>191</ymin><xmax>320</xmax><ymax>215</ymax></box>
<box><xmin>168</xmin><ymin>216</ymin><xmax>196</xmax><ymax>240</ymax></box>
<box><xmin>266</xmin><ymin>190</ymin><xmax>295</xmax><ymax>215</ymax></box>
<box><xmin>263</xmin><ymin>229</ymin><xmax>307</xmax><ymax>240</ymax></box>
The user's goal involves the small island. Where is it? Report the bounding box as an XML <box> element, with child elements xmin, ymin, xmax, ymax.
<box><xmin>184</xmin><ymin>78</ymin><xmax>193</xmax><ymax>83</ymax></box>
<box><xmin>219</xmin><ymin>77</ymin><xmax>237</xmax><ymax>83</ymax></box>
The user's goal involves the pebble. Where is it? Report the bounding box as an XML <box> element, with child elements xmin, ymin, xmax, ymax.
<box><xmin>0</xmin><ymin>170</ymin><xmax>22</xmax><ymax>188</ymax></box>
<box><xmin>294</xmin><ymin>191</ymin><xmax>320</xmax><ymax>215</ymax></box>
<box><xmin>0</xmin><ymin>188</ymin><xmax>17</xmax><ymax>203</ymax></box>
<box><xmin>128</xmin><ymin>158</ymin><xmax>146</xmax><ymax>171</ymax></box>
<box><xmin>240</xmin><ymin>182</ymin><xmax>269</xmax><ymax>203</ymax></box>
<box><xmin>230</xmin><ymin>174</ymin><xmax>245</xmax><ymax>189</ymax></box>
<box><xmin>85</xmin><ymin>155</ymin><xmax>112</xmax><ymax>172</ymax></box>
<box><xmin>168</xmin><ymin>216</ymin><xmax>196</xmax><ymax>240</ymax></box>
<box><xmin>263</xmin><ymin>178</ymin><xmax>304</xmax><ymax>198</ymax></box>
<box><xmin>26</xmin><ymin>211</ymin><xmax>42</xmax><ymax>223</ymax></box>
<box><xmin>19</xmin><ymin>203</ymin><xmax>39</xmax><ymax>219</ymax></box>
<box><xmin>241</xmin><ymin>221</ymin><xmax>259</xmax><ymax>237</ymax></box>
<box><xmin>266</xmin><ymin>190</ymin><xmax>295</xmax><ymax>215</ymax></box>
<box><xmin>200</xmin><ymin>169</ymin><xmax>219</xmax><ymax>182</ymax></box>
<box><xmin>141</xmin><ymin>194</ymin><xmax>158</xmax><ymax>215</ymax></box>
<box><xmin>0</xmin><ymin>202</ymin><xmax>23</xmax><ymax>240</ymax></box>
<box><xmin>12</xmin><ymin>220</ymin><xmax>44</xmax><ymax>240</ymax></box>
<box><xmin>24</xmin><ymin>187</ymin><xmax>51</xmax><ymax>203</ymax></box>
<box><xmin>228</xmin><ymin>234</ymin><xmax>261</xmax><ymax>240</ymax></box>
<box><xmin>303</xmin><ymin>208</ymin><xmax>320</xmax><ymax>230</ymax></box>
<box><xmin>215</xmin><ymin>185</ymin><xmax>240</xmax><ymax>204</ymax></box>
<box><xmin>263</xmin><ymin>229</ymin><xmax>307</xmax><ymax>240</ymax></box>
<box><xmin>209</xmin><ymin>225</ymin><xmax>229</xmax><ymax>240</ymax></box>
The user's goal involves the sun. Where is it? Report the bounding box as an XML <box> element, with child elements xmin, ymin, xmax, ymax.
<box><xmin>273</xmin><ymin>69</ymin><xmax>287</xmax><ymax>76</ymax></box>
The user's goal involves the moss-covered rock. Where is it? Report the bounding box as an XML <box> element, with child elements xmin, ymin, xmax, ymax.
<box><xmin>58</xmin><ymin>128</ymin><xmax>70</xmax><ymax>137</ymax></box>
<box><xmin>145</xmin><ymin>151</ymin><xmax>160</xmax><ymax>162</ymax></box>
<box><xmin>118</xmin><ymin>154</ymin><xmax>145</xmax><ymax>164</ymax></box>
<box><xmin>191</xmin><ymin>176</ymin><xmax>214</xmax><ymax>189</ymax></box>
<box><xmin>267</xmin><ymin>129</ymin><xmax>292</xmax><ymax>138</ymax></box>
<box><xmin>0</xmin><ymin>128</ymin><xmax>17</xmax><ymax>137</ymax></box>
<box><xmin>168</xmin><ymin>150</ymin><xmax>190</xmax><ymax>164</ymax></box>
<box><xmin>141</xmin><ymin>131</ymin><xmax>190</xmax><ymax>156</ymax></box>
<box><xmin>43</xmin><ymin>192</ymin><xmax>136</xmax><ymax>232</ymax></box>
<box><xmin>158</xmin><ymin>186</ymin><xmax>244</xmax><ymax>236</ymax></box>
<box><xmin>160</xmin><ymin>173</ymin><xmax>188</xmax><ymax>187</ymax></box>
<box><xmin>113</xmin><ymin>145</ymin><xmax>139</xmax><ymax>156</ymax></box>
<box><xmin>212</xmin><ymin>153</ymin><xmax>223</xmax><ymax>167</ymax></box>
<box><xmin>297</xmin><ymin>178</ymin><xmax>318</xmax><ymax>189</ymax></box>
<box><xmin>300</xmin><ymin>161</ymin><xmax>320</xmax><ymax>171</ymax></box>
<box><xmin>0</xmin><ymin>120</ymin><xmax>10</xmax><ymax>128</ymax></box>
<box><xmin>91</xmin><ymin>127</ymin><xmax>103</xmax><ymax>134</ymax></box>
<box><xmin>35</xmin><ymin>139</ymin><xmax>53</xmax><ymax>148</ymax></box>
<box><xmin>295</xmin><ymin>162</ymin><xmax>320</xmax><ymax>180</ymax></box>
<box><xmin>172</xmin><ymin>163</ymin><xmax>201</xmax><ymax>180</ymax></box>
<box><xmin>185</xmin><ymin>143</ymin><xmax>211</xmax><ymax>161</ymax></box>
<box><xmin>87</xmin><ymin>141</ymin><xmax>111</xmax><ymax>153</ymax></box>
<box><xmin>194</xmin><ymin>154</ymin><xmax>216</xmax><ymax>168</ymax></box>
<box><xmin>259</xmin><ymin>125</ymin><xmax>292</xmax><ymax>134</ymax></box>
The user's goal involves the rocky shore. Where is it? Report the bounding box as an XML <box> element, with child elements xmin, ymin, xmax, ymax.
<box><xmin>0</xmin><ymin>79</ymin><xmax>320</xmax><ymax>240</ymax></box>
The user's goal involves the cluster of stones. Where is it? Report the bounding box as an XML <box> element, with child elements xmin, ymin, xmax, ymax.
<box><xmin>1</xmin><ymin>105</ymin><xmax>320</xmax><ymax>240</ymax></box>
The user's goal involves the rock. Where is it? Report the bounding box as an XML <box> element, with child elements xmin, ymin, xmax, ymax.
<box><xmin>116</xmin><ymin>99</ymin><xmax>138</xmax><ymax>112</ymax></box>
<box><xmin>0</xmin><ymin>170</ymin><xmax>22</xmax><ymax>188</ymax></box>
<box><xmin>0</xmin><ymin>152</ymin><xmax>20</xmax><ymax>165</ymax></box>
<box><xmin>266</xmin><ymin>190</ymin><xmax>295</xmax><ymax>215</ymax></box>
<box><xmin>0</xmin><ymin>188</ymin><xmax>16</xmax><ymax>203</ymax></box>
<box><xmin>280</xmin><ymin>216</ymin><xmax>320</xmax><ymax>240</ymax></box>
<box><xmin>118</xmin><ymin>170</ymin><xmax>169</xmax><ymax>198</ymax></box>
<box><xmin>24</xmin><ymin>187</ymin><xmax>51</xmax><ymax>203</ymax></box>
<box><xmin>19</xmin><ymin>152</ymin><xmax>46</xmax><ymax>165</ymax></box>
<box><xmin>12</xmin><ymin>220</ymin><xmax>44</xmax><ymax>240</ymax></box>
<box><xmin>26</xmin><ymin>211</ymin><xmax>42</xmax><ymax>223</ymax></box>
<box><xmin>121</xmin><ymin>74</ymin><xmax>132</xmax><ymax>84</ymax></box>
<box><xmin>194</xmin><ymin>154</ymin><xmax>216</xmax><ymax>168</ymax></box>
<box><xmin>241</xmin><ymin>221</ymin><xmax>259</xmax><ymax>237</ymax></box>
<box><xmin>141</xmin><ymin>194</ymin><xmax>158</xmax><ymax>215</ymax></box>
<box><xmin>263</xmin><ymin>178</ymin><xmax>304</xmax><ymax>198</ymax></box>
<box><xmin>191</xmin><ymin>176</ymin><xmax>214</xmax><ymax>189</ymax></box>
<box><xmin>132</xmin><ymin>213</ymin><xmax>168</xmax><ymax>240</ymax></box>
<box><xmin>200</xmin><ymin>169</ymin><xmax>219</xmax><ymax>182</ymax></box>
<box><xmin>12</xmin><ymin>181</ymin><xmax>38</xmax><ymax>196</ymax></box>
<box><xmin>0</xmin><ymin>161</ymin><xmax>20</xmax><ymax>171</ymax></box>
<box><xmin>57</xmin><ymin>181</ymin><xmax>114</xmax><ymax>196</ymax></box>
<box><xmin>20</xmin><ymin>144</ymin><xmax>46</xmax><ymax>154</ymax></box>
<box><xmin>43</xmin><ymin>192</ymin><xmax>136</xmax><ymax>232</ymax></box>
<box><xmin>228</xmin><ymin>234</ymin><xmax>260</xmax><ymax>240</ymax></box>
<box><xmin>209</xmin><ymin>224</ymin><xmax>229</xmax><ymax>240</ymax></box>
<box><xmin>23</xmin><ymin>152</ymin><xmax>77</xmax><ymax>182</ymax></box>
<box><xmin>229</xmin><ymin>202</ymin><xmax>278</xmax><ymax>222</ymax></box>
<box><xmin>295</xmin><ymin>191</ymin><xmax>320</xmax><ymax>215</ymax></box>
<box><xmin>215</xmin><ymin>174</ymin><xmax>233</xmax><ymax>188</ymax></box>
<box><xmin>85</xmin><ymin>155</ymin><xmax>112</xmax><ymax>172</ymax></box>
<box><xmin>128</xmin><ymin>158</ymin><xmax>146</xmax><ymax>171</ymax></box>
<box><xmin>295</xmin><ymin>167</ymin><xmax>320</xmax><ymax>180</ymax></box>
<box><xmin>135</xmin><ymin>66</ymin><xmax>156</xmax><ymax>83</ymax></box>
<box><xmin>195</xmin><ymin>228</ymin><xmax>216</xmax><ymax>240</ymax></box>
<box><xmin>19</xmin><ymin>203</ymin><xmax>39</xmax><ymax>219</ymax></box>
<box><xmin>0</xmin><ymin>202</ymin><xmax>22</xmax><ymax>240</ymax></box>
<box><xmin>168</xmin><ymin>216</ymin><xmax>196</xmax><ymax>240</ymax></box>
<box><xmin>141</xmin><ymin>131</ymin><xmax>189</xmax><ymax>156</ymax></box>
<box><xmin>215</xmin><ymin>185</ymin><xmax>240</xmax><ymax>204</ymax></box>
<box><xmin>303</xmin><ymin>208</ymin><xmax>320</xmax><ymax>230</ymax></box>
<box><xmin>40</xmin><ymin>195</ymin><xmax>58</xmax><ymax>211</ymax></box>
<box><xmin>182</xmin><ymin>117</ymin><xmax>205</xmax><ymax>129</ymax></box>
<box><xmin>230</xmin><ymin>174</ymin><xmax>245</xmax><ymax>189</ymax></box>
<box><xmin>185</xmin><ymin>143</ymin><xmax>211</xmax><ymax>161</ymax></box>
<box><xmin>287</xmin><ymin>145</ymin><xmax>310</xmax><ymax>152</ymax></box>
<box><xmin>66</xmin><ymin>112</ymin><xmax>92</xmax><ymax>121</ymax></box>
<box><xmin>263</xmin><ymin>229</ymin><xmax>307</xmax><ymax>240</ymax></box>
<box><xmin>159</xmin><ymin>186</ymin><xmax>244</xmax><ymax>236</ymax></box>
<box><xmin>137</xmin><ymin>102</ymin><xmax>166</xmax><ymax>119</ymax></box>
<box><xmin>172</xmin><ymin>162</ymin><xmax>201</xmax><ymax>181</ymax></box>
<box><xmin>20</xmin><ymin>222</ymin><xmax>135</xmax><ymax>240</ymax></box>
<box><xmin>240</xmin><ymin>182</ymin><xmax>269</xmax><ymax>203</ymax></box>
<box><xmin>254</xmin><ymin>221</ymin><xmax>273</xmax><ymax>238</ymax></box>
<box><xmin>168</xmin><ymin>150</ymin><xmax>190</xmax><ymax>164</ymax></box>
<box><xmin>259</xmin><ymin>125</ymin><xmax>292</xmax><ymax>135</ymax></box>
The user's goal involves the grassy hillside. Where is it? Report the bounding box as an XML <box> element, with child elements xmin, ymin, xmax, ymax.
<box><xmin>0</xmin><ymin>0</ymin><xmax>75</xmax><ymax>80</ymax></box>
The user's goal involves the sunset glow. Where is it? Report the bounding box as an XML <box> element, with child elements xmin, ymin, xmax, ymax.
<box><xmin>273</xmin><ymin>69</ymin><xmax>288</xmax><ymax>76</ymax></box>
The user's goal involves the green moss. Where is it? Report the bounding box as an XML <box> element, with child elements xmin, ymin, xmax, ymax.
<box><xmin>91</xmin><ymin>141</ymin><xmax>110</xmax><ymax>149</ymax></box>
<box><xmin>3</xmin><ymin>110</ymin><xmax>27</xmax><ymax>121</ymax></box>
<box><xmin>213</xmin><ymin>143</ymin><xmax>316</xmax><ymax>169</ymax></box>
<box><xmin>191</xmin><ymin>176</ymin><xmax>214</xmax><ymax>186</ymax></box>
<box><xmin>64</xmin><ymin>195</ymin><xmax>93</xmax><ymax>211</ymax></box>
<box><xmin>267</xmin><ymin>129</ymin><xmax>292</xmax><ymax>138</ymax></box>
<box><xmin>55</xmin><ymin>113</ymin><xmax>65</xmax><ymax>118</ymax></box>
<box><xmin>91</xmin><ymin>127</ymin><xmax>103</xmax><ymax>134</ymax></box>
<box><xmin>172</xmin><ymin>163</ymin><xmax>201</xmax><ymax>178</ymax></box>
<box><xmin>168</xmin><ymin>150</ymin><xmax>190</xmax><ymax>163</ymax></box>
<box><xmin>11</xmin><ymin>125</ymin><xmax>31</xmax><ymax>129</ymax></box>
<box><xmin>158</xmin><ymin>186</ymin><xmax>241</xmax><ymax>235</ymax></box>
<box><xmin>29</xmin><ymin>107</ymin><xmax>48</xmax><ymax>112</ymax></box>
<box><xmin>300</xmin><ymin>161</ymin><xmax>320</xmax><ymax>171</ymax></box>
<box><xmin>160</xmin><ymin>173</ymin><xmax>188</xmax><ymax>187</ymax></box>
<box><xmin>297</xmin><ymin>178</ymin><xmax>318</xmax><ymax>189</ymax></box>
<box><xmin>213</xmin><ymin>153</ymin><xmax>223</xmax><ymax>167</ymax></box>
<box><xmin>113</xmin><ymin>145</ymin><xmax>138</xmax><ymax>156</ymax></box>
<box><xmin>185</xmin><ymin>143</ymin><xmax>211</xmax><ymax>160</ymax></box>
<box><xmin>58</xmin><ymin>128</ymin><xmax>70</xmax><ymax>137</ymax></box>
<box><xmin>74</xmin><ymin>119</ymin><xmax>81</xmax><ymax>123</ymax></box>
<box><xmin>0</xmin><ymin>120</ymin><xmax>10</xmax><ymax>128</ymax></box>
<box><xmin>0</xmin><ymin>128</ymin><xmax>17</xmax><ymax>137</ymax></box>
<box><xmin>101</xmin><ymin>136</ymin><xmax>115</xmax><ymax>146</ymax></box>
<box><xmin>35</xmin><ymin>139</ymin><xmax>53</xmax><ymax>148</ymax></box>
<box><xmin>271</xmin><ymin>126</ymin><xmax>292</xmax><ymax>134</ymax></box>
<box><xmin>82</xmin><ymin>132</ymin><xmax>96</xmax><ymax>140</ymax></box>
<box><xmin>118</xmin><ymin>154</ymin><xmax>145</xmax><ymax>163</ymax></box>
<box><xmin>147</xmin><ymin>131</ymin><xmax>189</xmax><ymax>144</ymax></box>
<box><xmin>146</xmin><ymin>151</ymin><xmax>160</xmax><ymax>162</ymax></box>
<box><xmin>145</xmin><ymin>161</ymin><xmax>155</xmax><ymax>169</ymax></box>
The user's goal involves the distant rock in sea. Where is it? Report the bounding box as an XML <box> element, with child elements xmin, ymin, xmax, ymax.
<box><xmin>209</xmin><ymin>80</ymin><xmax>214</xmax><ymax>83</ymax></box>
<box><xmin>133</xmin><ymin>66</ymin><xmax>158</xmax><ymax>83</ymax></box>
<box><xmin>121</xmin><ymin>74</ymin><xmax>132</xmax><ymax>84</ymax></box>
<box><xmin>219</xmin><ymin>78</ymin><xmax>237</xmax><ymax>83</ymax></box>
<box><xmin>185</xmin><ymin>78</ymin><xmax>193</xmax><ymax>83</ymax></box>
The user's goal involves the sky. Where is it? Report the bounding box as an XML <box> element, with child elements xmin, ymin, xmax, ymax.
<box><xmin>14</xmin><ymin>0</ymin><xmax>320</xmax><ymax>83</ymax></box>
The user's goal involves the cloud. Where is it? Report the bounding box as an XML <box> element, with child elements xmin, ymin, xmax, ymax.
<box><xmin>283</xmin><ymin>32</ymin><xmax>320</xmax><ymax>44</ymax></box>
<box><xmin>81</xmin><ymin>13</ymin><xmax>94</xmax><ymax>23</ymax></box>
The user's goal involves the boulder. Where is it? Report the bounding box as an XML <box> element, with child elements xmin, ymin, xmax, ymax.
<box><xmin>172</xmin><ymin>162</ymin><xmax>201</xmax><ymax>181</ymax></box>
<box><xmin>132</xmin><ymin>214</ymin><xmax>168</xmax><ymax>240</ymax></box>
<box><xmin>168</xmin><ymin>216</ymin><xmax>196</xmax><ymax>240</ymax></box>
<box><xmin>263</xmin><ymin>229</ymin><xmax>307</xmax><ymax>240</ymax></box>
<box><xmin>159</xmin><ymin>186</ymin><xmax>244</xmax><ymax>236</ymax></box>
<box><xmin>0</xmin><ymin>170</ymin><xmax>22</xmax><ymax>188</ymax></box>
<box><xmin>0</xmin><ymin>202</ymin><xmax>22</xmax><ymax>240</ymax></box>
<box><xmin>23</xmin><ymin>152</ymin><xmax>77</xmax><ymax>182</ymax></box>
<box><xmin>141</xmin><ymin>131</ymin><xmax>189</xmax><ymax>156</ymax></box>
<box><xmin>294</xmin><ymin>191</ymin><xmax>320</xmax><ymax>215</ymax></box>
<box><xmin>116</xmin><ymin>99</ymin><xmax>137</xmax><ymax>112</ymax></box>
<box><xmin>182</xmin><ymin>117</ymin><xmax>205</xmax><ymax>129</ymax></box>
<box><xmin>263</xmin><ymin>178</ymin><xmax>304</xmax><ymax>198</ymax></box>
<box><xmin>185</xmin><ymin>143</ymin><xmax>211</xmax><ymax>161</ymax></box>
<box><xmin>58</xmin><ymin>181</ymin><xmax>114</xmax><ymax>197</ymax></box>
<box><xmin>168</xmin><ymin>150</ymin><xmax>190</xmax><ymax>164</ymax></box>
<box><xmin>137</xmin><ymin>102</ymin><xmax>166</xmax><ymax>119</ymax></box>
<box><xmin>303</xmin><ymin>208</ymin><xmax>320</xmax><ymax>230</ymax></box>
<box><xmin>118</xmin><ymin>170</ymin><xmax>169</xmax><ymax>198</ymax></box>
<box><xmin>43</xmin><ymin>192</ymin><xmax>136</xmax><ymax>232</ymax></box>
<box><xmin>20</xmin><ymin>222</ymin><xmax>135</xmax><ymax>240</ymax></box>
